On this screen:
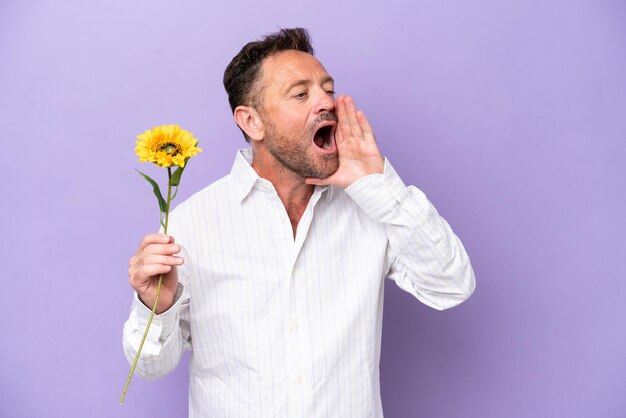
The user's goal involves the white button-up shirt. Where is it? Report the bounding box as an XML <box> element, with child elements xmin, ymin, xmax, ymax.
<box><xmin>123</xmin><ymin>148</ymin><xmax>475</xmax><ymax>417</ymax></box>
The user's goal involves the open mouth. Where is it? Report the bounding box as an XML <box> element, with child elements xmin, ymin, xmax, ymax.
<box><xmin>313</xmin><ymin>125</ymin><xmax>335</xmax><ymax>150</ymax></box>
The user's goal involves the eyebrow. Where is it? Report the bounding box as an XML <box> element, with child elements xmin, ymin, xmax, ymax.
<box><xmin>284</xmin><ymin>75</ymin><xmax>335</xmax><ymax>94</ymax></box>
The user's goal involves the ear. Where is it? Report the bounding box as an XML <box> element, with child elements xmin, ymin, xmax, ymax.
<box><xmin>233</xmin><ymin>105</ymin><xmax>264</xmax><ymax>142</ymax></box>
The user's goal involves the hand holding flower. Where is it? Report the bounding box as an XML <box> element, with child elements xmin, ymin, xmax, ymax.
<box><xmin>128</xmin><ymin>233</ymin><xmax>183</xmax><ymax>314</ymax></box>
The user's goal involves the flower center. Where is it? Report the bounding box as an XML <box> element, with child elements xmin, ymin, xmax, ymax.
<box><xmin>155</xmin><ymin>142</ymin><xmax>182</xmax><ymax>156</ymax></box>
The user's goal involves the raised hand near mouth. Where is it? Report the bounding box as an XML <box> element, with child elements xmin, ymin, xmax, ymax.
<box><xmin>306</xmin><ymin>95</ymin><xmax>384</xmax><ymax>189</ymax></box>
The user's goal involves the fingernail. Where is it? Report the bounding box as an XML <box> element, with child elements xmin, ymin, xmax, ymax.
<box><xmin>176</xmin><ymin>257</ymin><xmax>184</xmax><ymax>263</ymax></box>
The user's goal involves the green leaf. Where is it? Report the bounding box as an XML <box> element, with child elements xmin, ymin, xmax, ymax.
<box><xmin>170</xmin><ymin>185</ymin><xmax>179</xmax><ymax>200</ymax></box>
<box><xmin>169</xmin><ymin>164</ymin><xmax>186</xmax><ymax>187</ymax></box>
<box><xmin>136</xmin><ymin>169</ymin><xmax>167</xmax><ymax>213</ymax></box>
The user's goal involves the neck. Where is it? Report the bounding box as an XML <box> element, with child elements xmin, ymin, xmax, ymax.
<box><xmin>251</xmin><ymin>146</ymin><xmax>314</xmax><ymax>238</ymax></box>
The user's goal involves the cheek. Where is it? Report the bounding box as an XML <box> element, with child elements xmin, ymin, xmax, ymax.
<box><xmin>283</xmin><ymin>118</ymin><xmax>310</xmax><ymax>138</ymax></box>
<box><xmin>264</xmin><ymin>105</ymin><xmax>310</xmax><ymax>136</ymax></box>
<box><xmin>282</xmin><ymin>109</ymin><xmax>308</xmax><ymax>127</ymax></box>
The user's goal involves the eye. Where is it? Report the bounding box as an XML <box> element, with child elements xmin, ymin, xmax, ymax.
<box><xmin>294</xmin><ymin>91</ymin><xmax>308</xmax><ymax>99</ymax></box>
<box><xmin>326</xmin><ymin>90</ymin><xmax>335</xmax><ymax>97</ymax></box>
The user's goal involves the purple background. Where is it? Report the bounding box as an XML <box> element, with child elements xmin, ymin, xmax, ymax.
<box><xmin>1</xmin><ymin>0</ymin><xmax>625</xmax><ymax>417</ymax></box>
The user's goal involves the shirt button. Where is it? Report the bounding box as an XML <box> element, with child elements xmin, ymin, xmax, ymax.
<box><xmin>295</xmin><ymin>375</ymin><xmax>303</xmax><ymax>384</ymax></box>
<box><xmin>290</xmin><ymin>321</ymin><xmax>299</xmax><ymax>331</ymax></box>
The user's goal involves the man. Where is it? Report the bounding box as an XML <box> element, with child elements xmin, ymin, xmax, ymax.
<box><xmin>123</xmin><ymin>28</ymin><xmax>475</xmax><ymax>417</ymax></box>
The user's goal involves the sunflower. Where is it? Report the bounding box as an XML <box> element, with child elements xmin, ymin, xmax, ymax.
<box><xmin>135</xmin><ymin>124</ymin><xmax>202</xmax><ymax>168</ymax></box>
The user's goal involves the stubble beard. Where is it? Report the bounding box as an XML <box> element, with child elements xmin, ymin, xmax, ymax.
<box><xmin>264</xmin><ymin>115</ymin><xmax>339</xmax><ymax>179</ymax></box>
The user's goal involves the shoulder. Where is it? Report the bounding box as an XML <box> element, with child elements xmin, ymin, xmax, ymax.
<box><xmin>170</xmin><ymin>173</ymin><xmax>235</xmax><ymax>217</ymax></box>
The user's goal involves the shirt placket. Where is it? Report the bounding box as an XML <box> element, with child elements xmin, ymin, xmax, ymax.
<box><xmin>270</xmin><ymin>187</ymin><xmax>326</xmax><ymax>417</ymax></box>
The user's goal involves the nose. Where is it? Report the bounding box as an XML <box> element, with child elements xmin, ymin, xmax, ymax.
<box><xmin>313</xmin><ymin>87</ymin><xmax>335</xmax><ymax>114</ymax></box>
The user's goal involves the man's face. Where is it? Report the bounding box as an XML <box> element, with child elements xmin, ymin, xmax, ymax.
<box><xmin>256</xmin><ymin>50</ymin><xmax>339</xmax><ymax>179</ymax></box>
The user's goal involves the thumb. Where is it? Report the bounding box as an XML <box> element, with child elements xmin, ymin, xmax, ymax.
<box><xmin>305</xmin><ymin>177</ymin><xmax>328</xmax><ymax>186</ymax></box>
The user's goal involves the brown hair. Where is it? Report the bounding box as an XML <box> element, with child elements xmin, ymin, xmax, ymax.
<box><xmin>223</xmin><ymin>27</ymin><xmax>314</xmax><ymax>140</ymax></box>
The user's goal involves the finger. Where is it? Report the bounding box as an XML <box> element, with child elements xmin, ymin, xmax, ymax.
<box><xmin>336</xmin><ymin>96</ymin><xmax>354</xmax><ymax>140</ymax></box>
<box><xmin>344</xmin><ymin>96</ymin><xmax>364</xmax><ymax>139</ymax></box>
<box><xmin>139</xmin><ymin>233</ymin><xmax>174</xmax><ymax>251</ymax></box>
<box><xmin>356</xmin><ymin>110</ymin><xmax>376</xmax><ymax>142</ymax></box>
<box><xmin>142</xmin><ymin>243</ymin><xmax>181</xmax><ymax>256</ymax></box>
<box><xmin>134</xmin><ymin>264</ymin><xmax>174</xmax><ymax>282</ymax></box>
<box><xmin>142</xmin><ymin>253</ymin><xmax>184</xmax><ymax>267</ymax></box>
<box><xmin>129</xmin><ymin>244</ymin><xmax>179</xmax><ymax>279</ymax></box>
<box><xmin>333</xmin><ymin>120</ymin><xmax>345</xmax><ymax>145</ymax></box>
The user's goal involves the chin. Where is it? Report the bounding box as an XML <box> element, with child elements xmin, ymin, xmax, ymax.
<box><xmin>310</xmin><ymin>154</ymin><xmax>339</xmax><ymax>179</ymax></box>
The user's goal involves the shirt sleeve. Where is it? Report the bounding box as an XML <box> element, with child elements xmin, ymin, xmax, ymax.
<box><xmin>122</xmin><ymin>247</ymin><xmax>192</xmax><ymax>380</ymax></box>
<box><xmin>344</xmin><ymin>158</ymin><xmax>476</xmax><ymax>310</ymax></box>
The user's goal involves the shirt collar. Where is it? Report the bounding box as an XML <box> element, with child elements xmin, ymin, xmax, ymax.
<box><xmin>230</xmin><ymin>148</ymin><xmax>334</xmax><ymax>203</ymax></box>
<box><xmin>230</xmin><ymin>148</ymin><xmax>260</xmax><ymax>202</ymax></box>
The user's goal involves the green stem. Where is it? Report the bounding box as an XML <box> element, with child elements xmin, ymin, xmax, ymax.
<box><xmin>164</xmin><ymin>167</ymin><xmax>173</xmax><ymax>232</ymax></box>
<box><xmin>120</xmin><ymin>167</ymin><xmax>174</xmax><ymax>405</ymax></box>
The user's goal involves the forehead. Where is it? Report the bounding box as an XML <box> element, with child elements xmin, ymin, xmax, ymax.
<box><xmin>260</xmin><ymin>50</ymin><xmax>331</xmax><ymax>91</ymax></box>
